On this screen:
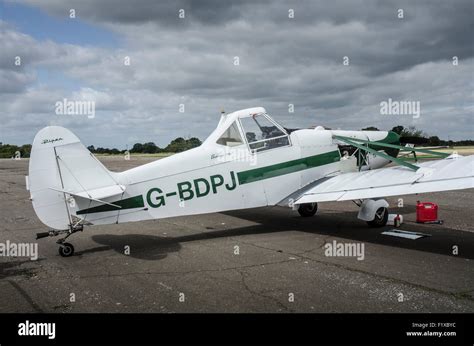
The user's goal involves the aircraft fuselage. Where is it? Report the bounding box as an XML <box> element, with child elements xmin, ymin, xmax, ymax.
<box><xmin>77</xmin><ymin>127</ymin><xmax>397</xmax><ymax>226</ymax></box>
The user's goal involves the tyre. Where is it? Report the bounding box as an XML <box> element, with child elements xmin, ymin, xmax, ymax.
<box><xmin>59</xmin><ymin>242</ymin><xmax>75</xmax><ymax>257</ymax></box>
<box><xmin>367</xmin><ymin>207</ymin><xmax>388</xmax><ymax>227</ymax></box>
<box><xmin>297</xmin><ymin>203</ymin><xmax>318</xmax><ymax>217</ymax></box>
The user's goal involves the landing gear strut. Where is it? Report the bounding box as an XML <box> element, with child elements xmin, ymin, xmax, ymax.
<box><xmin>36</xmin><ymin>224</ymin><xmax>83</xmax><ymax>257</ymax></box>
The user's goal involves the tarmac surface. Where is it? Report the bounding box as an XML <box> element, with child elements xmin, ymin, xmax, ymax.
<box><xmin>1</xmin><ymin>157</ymin><xmax>473</xmax><ymax>313</ymax></box>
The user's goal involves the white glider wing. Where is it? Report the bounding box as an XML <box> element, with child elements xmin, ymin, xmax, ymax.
<box><xmin>294</xmin><ymin>155</ymin><xmax>474</xmax><ymax>204</ymax></box>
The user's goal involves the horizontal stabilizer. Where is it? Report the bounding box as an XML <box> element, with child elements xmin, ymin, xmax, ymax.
<box><xmin>48</xmin><ymin>187</ymin><xmax>123</xmax><ymax>209</ymax></box>
<box><xmin>65</xmin><ymin>184</ymin><xmax>125</xmax><ymax>200</ymax></box>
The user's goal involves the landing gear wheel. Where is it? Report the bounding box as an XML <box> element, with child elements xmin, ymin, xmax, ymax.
<box><xmin>59</xmin><ymin>242</ymin><xmax>74</xmax><ymax>257</ymax></box>
<box><xmin>297</xmin><ymin>203</ymin><xmax>318</xmax><ymax>217</ymax></box>
<box><xmin>367</xmin><ymin>207</ymin><xmax>388</xmax><ymax>227</ymax></box>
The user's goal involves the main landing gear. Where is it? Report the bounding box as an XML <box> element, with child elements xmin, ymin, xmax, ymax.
<box><xmin>36</xmin><ymin>224</ymin><xmax>83</xmax><ymax>257</ymax></box>
<box><xmin>366</xmin><ymin>206</ymin><xmax>388</xmax><ymax>227</ymax></box>
<box><xmin>356</xmin><ymin>199</ymin><xmax>389</xmax><ymax>227</ymax></box>
<box><xmin>297</xmin><ymin>200</ymin><xmax>389</xmax><ymax>227</ymax></box>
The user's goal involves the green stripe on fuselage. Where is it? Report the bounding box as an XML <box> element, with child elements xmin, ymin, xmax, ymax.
<box><xmin>77</xmin><ymin>151</ymin><xmax>341</xmax><ymax>214</ymax></box>
<box><xmin>237</xmin><ymin>150</ymin><xmax>340</xmax><ymax>185</ymax></box>
<box><xmin>77</xmin><ymin>195</ymin><xmax>144</xmax><ymax>215</ymax></box>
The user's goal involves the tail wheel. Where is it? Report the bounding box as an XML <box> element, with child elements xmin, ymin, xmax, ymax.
<box><xmin>59</xmin><ymin>242</ymin><xmax>75</xmax><ymax>257</ymax></box>
<box><xmin>367</xmin><ymin>207</ymin><xmax>388</xmax><ymax>227</ymax></box>
<box><xmin>297</xmin><ymin>203</ymin><xmax>318</xmax><ymax>217</ymax></box>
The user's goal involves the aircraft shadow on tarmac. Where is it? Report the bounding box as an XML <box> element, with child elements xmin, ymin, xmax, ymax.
<box><xmin>78</xmin><ymin>205</ymin><xmax>474</xmax><ymax>261</ymax></box>
<box><xmin>82</xmin><ymin>225</ymin><xmax>297</xmax><ymax>260</ymax></box>
<box><xmin>78</xmin><ymin>235</ymin><xmax>181</xmax><ymax>260</ymax></box>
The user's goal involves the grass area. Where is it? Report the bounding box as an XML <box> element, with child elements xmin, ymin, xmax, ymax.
<box><xmin>430</xmin><ymin>147</ymin><xmax>474</xmax><ymax>155</ymax></box>
<box><xmin>399</xmin><ymin>146</ymin><xmax>474</xmax><ymax>161</ymax></box>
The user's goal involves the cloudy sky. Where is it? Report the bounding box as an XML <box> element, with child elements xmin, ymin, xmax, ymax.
<box><xmin>0</xmin><ymin>0</ymin><xmax>473</xmax><ymax>148</ymax></box>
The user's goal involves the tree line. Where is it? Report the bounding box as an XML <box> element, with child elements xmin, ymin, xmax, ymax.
<box><xmin>0</xmin><ymin>137</ymin><xmax>202</xmax><ymax>158</ymax></box>
<box><xmin>86</xmin><ymin>137</ymin><xmax>202</xmax><ymax>155</ymax></box>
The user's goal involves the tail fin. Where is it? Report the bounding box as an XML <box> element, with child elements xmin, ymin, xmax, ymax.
<box><xmin>28</xmin><ymin>126</ymin><xmax>124</xmax><ymax>230</ymax></box>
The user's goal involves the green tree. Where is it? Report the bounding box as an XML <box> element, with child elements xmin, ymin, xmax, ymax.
<box><xmin>19</xmin><ymin>144</ymin><xmax>31</xmax><ymax>158</ymax></box>
<box><xmin>142</xmin><ymin>142</ymin><xmax>159</xmax><ymax>153</ymax></box>
<box><xmin>428</xmin><ymin>136</ymin><xmax>441</xmax><ymax>146</ymax></box>
<box><xmin>0</xmin><ymin>144</ymin><xmax>20</xmax><ymax>158</ymax></box>
<box><xmin>131</xmin><ymin>143</ymin><xmax>144</xmax><ymax>153</ymax></box>
<box><xmin>165</xmin><ymin>137</ymin><xmax>187</xmax><ymax>152</ymax></box>
<box><xmin>391</xmin><ymin>125</ymin><xmax>404</xmax><ymax>135</ymax></box>
<box><xmin>186</xmin><ymin>137</ymin><xmax>202</xmax><ymax>149</ymax></box>
<box><xmin>400</xmin><ymin>126</ymin><xmax>425</xmax><ymax>138</ymax></box>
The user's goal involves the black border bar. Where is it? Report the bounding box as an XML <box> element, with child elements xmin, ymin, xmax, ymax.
<box><xmin>1</xmin><ymin>313</ymin><xmax>473</xmax><ymax>345</ymax></box>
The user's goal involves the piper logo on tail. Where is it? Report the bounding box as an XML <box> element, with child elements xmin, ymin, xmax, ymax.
<box><xmin>41</xmin><ymin>138</ymin><xmax>63</xmax><ymax>145</ymax></box>
<box><xmin>147</xmin><ymin>171</ymin><xmax>237</xmax><ymax>208</ymax></box>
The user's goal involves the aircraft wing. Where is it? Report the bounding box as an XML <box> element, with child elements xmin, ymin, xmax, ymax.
<box><xmin>294</xmin><ymin>155</ymin><xmax>474</xmax><ymax>204</ymax></box>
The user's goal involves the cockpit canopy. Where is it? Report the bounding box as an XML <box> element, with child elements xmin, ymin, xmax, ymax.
<box><xmin>212</xmin><ymin>108</ymin><xmax>290</xmax><ymax>152</ymax></box>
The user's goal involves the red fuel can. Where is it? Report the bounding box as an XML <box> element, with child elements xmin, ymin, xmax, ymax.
<box><xmin>416</xmin><ymin>201</ymin><xmax>438</xmax><ymax>223</ymax></box>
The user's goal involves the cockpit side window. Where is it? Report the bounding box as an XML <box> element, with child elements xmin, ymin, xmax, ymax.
<box><xmin>216</xmin><ymin>121</ymin><xmax>244</xmax><ymax>147</ymax></box>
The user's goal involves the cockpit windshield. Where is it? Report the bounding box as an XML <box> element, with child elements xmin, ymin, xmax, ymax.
<box><xmin>239</xmin><ymin>113</ymin><xmax>290</xmax><ymax>152</ymax></box>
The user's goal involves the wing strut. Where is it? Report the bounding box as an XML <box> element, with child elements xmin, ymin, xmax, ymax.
<box><xmin>334</xmin><ymin>135</ymin><xmax>450</xmax><ymax>158</ymax></box>
<box><xmin>333</xmin><ymin>135</ymin><xmax>420</xmax><ymax>171</ymax></box>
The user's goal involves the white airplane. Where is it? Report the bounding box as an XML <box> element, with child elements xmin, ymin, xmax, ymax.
<box><xmin>27</xmin><ymin>107</ymin><xmax>474</xmax><ymax>257</ymax></box>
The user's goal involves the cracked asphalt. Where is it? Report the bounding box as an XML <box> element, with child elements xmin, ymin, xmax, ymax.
<box><xmin>1</xmin><ymin>157</ymin><xmax>473</xmax><ymax>313</ymax></box>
